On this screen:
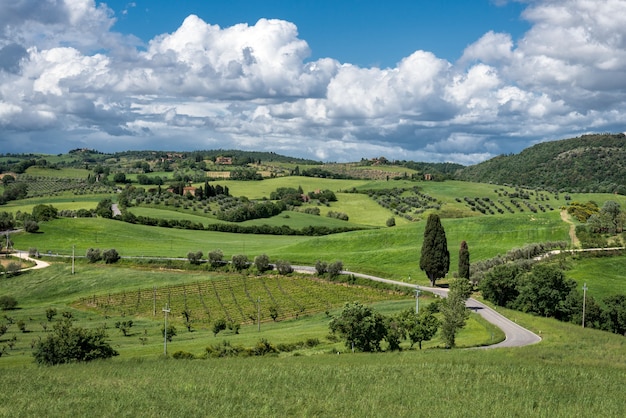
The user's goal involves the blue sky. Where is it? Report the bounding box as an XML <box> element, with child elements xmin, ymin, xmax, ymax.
<box><xmin>0</xmin><ymin>0</ymin><xmax>625</xmax><ymax>164</ymax></box>
<box><xmin>109</xmin><ymin>0</ymin><xmax>530</xmax><ymax>67</ymax></box>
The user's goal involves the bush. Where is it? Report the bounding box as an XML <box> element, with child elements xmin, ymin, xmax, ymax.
<box><xmin>161</xmin><ymin>324</ymin><xmax>177</xmax><ymax>342</ymax></box>
<box><xmin>33</xmin><ymin>318</ymin><xmax>118</xmax><ymax>365</ymax></box>
<box><xmin>275</xmin><ymin>260</ymin><xmax>293</xmax><ymax>275</ymax></box>
<box><xmin>86</xmin><ymin>248</ymin><xmax>102</xmax><ymax>263</ymax></box>
<box><xmin>102</xmin><ymin>248</ymin><xmax>120</xmax><ymax>264</ymax></box>
<box><xmin>172</xmin><ymin>350</ymin><xmax>195</xmax><ymax>360</ymax></box>
<box><xmin>208</xmin><ymin>249</ymin><xmax>224</xmax><ymax>268</ymax></box>
<box><xmin>24</xmin><ymin>220</ymin><xmax>39</xmax><ymax>233</ymax></box>
<box><xmin>386</xmin><ymin>217</ymin><xmax>396</xmax><ymax>227</ymax></box>
<box><xmin>231</xmin><ymin>254</ymin><xmax>249</xmax><ymax>271</ymax></box>
<box><xmin>254</xmin><ymin>254</ymin><xmax>271</xmax><ymax>273</ymax></box>
<box><xmin>0</xmin><ymin>296</ymin><xmax>18</xmax><ymax>311</ymax></box>
<box><xmin>212</xmin><ymin>318</ymin><xmax>227</xmax><ymax>336</ymax></box>
<box><xmin>328</xmin><ymin>261</ymin><xmax>344</xmax><ymax>278</ymax></box>
<box><xmin>315</xmin><ymin>260</ymin><xmax>328</xmax><ymax>275</ymax></box>
<box><xmin>187</xmin><ymin>250</ymin><xmax>203</xmax><ymax>265</ymax></box>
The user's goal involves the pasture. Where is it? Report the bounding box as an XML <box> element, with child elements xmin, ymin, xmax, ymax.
<box><xmin>3</xmin><ymin>172</ymin><xmax>626</xmax><ymax>416</ymax></box>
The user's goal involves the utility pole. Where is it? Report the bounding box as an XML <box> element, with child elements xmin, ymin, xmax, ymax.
<box><xmin>582</xmin><ymin>283</ymin><xmax>588</xmax><ymax>328</ymax></box>
<box><xmin>162</xmin><ymin>304</ymin><xmax>171</xmax><ymax>356</ymax></box>
<box><xmin>415</xmin><ymin>286</ymin><xmax>421</xmax><ymax>314</ymax></box>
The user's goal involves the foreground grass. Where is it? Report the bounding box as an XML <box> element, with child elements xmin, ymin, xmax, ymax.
<box><xmin>0</xmin><ymin>316</ymin><xmax>624</xmax><ymax>417</ymax></box>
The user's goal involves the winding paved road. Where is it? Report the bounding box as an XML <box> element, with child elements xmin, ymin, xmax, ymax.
<box><xmin>12</xmin><ymin>254</ymin><xmax>540</xmax><ymax>349</ymax></box>
<box><xmin>294</xmin><ymin>266</ymin><xmax>542</xmax><ymax>348</ymax></box>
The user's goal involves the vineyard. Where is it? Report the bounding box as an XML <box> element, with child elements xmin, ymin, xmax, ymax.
<box><xmin>77</xmin><ymin>274</ymin><xmax>409</xmax><ymax>326</ymax></box>
<box><xmin>19</xmin><ymin>175</ymin><xmax>116</xmax><ymax>198</ymax></box>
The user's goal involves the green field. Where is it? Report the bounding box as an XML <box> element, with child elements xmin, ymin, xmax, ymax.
<box><xmin>3</xmin><ymin>172</ymin><xmax>626</xmax><ymax>416</ymax></box>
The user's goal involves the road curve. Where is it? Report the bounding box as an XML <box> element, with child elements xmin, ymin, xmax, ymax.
<box><xmin>14</xmin><ymin>250</ymin><xmax>51</xmax><ymax>270</ymax></box>
<box><xmin>335</xmin><ymin>270</ymin><xmax>541</xmax><ymax>349</ymax></box>
<box><xmin>12</xmin><ymin>256</ymin><xmax>540</xmax><ymax>349</ymax></box>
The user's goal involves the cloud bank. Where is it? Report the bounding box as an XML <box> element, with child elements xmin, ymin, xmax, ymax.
<box><xmin>1</xmin><ymin>0</ymin><xmax>625</xmax><ymax>164</ymax></box>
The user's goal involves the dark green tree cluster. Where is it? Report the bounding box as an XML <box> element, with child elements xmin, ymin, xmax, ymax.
<box><xmin>480</xmin><ymin>262</ymin><xmax>626</xmax><ymax>335</ymax></box>
<box><xmin>33</xmin><ymin>317</ymin><xmax>118</xmax><ymax>365</ymax></box>
<box><xmin>329</xmin><ymin>301</ymin><xmax>439</xmax><ymax>352</ymax></box>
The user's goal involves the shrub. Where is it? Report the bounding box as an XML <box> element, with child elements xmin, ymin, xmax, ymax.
<box><xmin>5</xmin><ymin>262</ymin><xmax>21</xmax><ymax>277</ymax></box>
<box><xmin>102</xmin><ymin>248</ymin><xmax>120</xmax><ymax>264</ymax></box>
<box><xmin>208</xmin><ymin>249</ymin><xmax>224</xmax><ymax>268</ymax></box>
<box><xmin>212</xmin><ymin>318</ymin><xmax>227</xmax><ymax>337</ymax></box>
<box><xmin>254</xmin><ymin>254</ymin><xmax>271</xmax><ymax>273</ymax></box>
<box><xmin>248</xmin><ymin>338</ymin><xmax>278</xmax><ymax>356</ymax></box>
<box><xmin>161</xmin><ymin>324</ymin><xmax>177</xmax><ymax>342</ymax></box>
<box><xmin>0</xmin><ymin>296</ymin><xmax>18</xmax><ymax>310</ymax></box>
<box><xmin>386</xmin><ymin>217</ymin><xmax>396</xmax><ymax>227</ymax></box>
<box><xmin>187</xmin><ymin>250</ymin><xmax>203</xmax><ymax>265</ymax></box>
<box><xmin>205</xmin><ymin>340</ymin><xmax>245</xmax><ymax>358</ymax></box>
<box><xmin>231</xmin><ymin>254</ymin><xmax>249</xmax><ymax>271</ymax></box>
<box><xmin>24</xmin><ymin>220</ymin><xmax>39</xmax><ymax>233</ymax></box>
<box><xmin>172</xmin><ymin>350</ymin><xmax>195</xmax><ymax>360</ymax></box>
<box><xmin>328</xmin><ymin>261</ymin><xmax>344</xmax><ymax>278</ymax></box>
<box><xmin>86</xmin><ymin>248</ymin><xmax>102</xmax><ymax>263</ymax></box>
<box><xmin>33</xmin><ymin>318</ymin><xmax>118</xmax><ymax>365</ymax></box>
<box><xmin>275</xmin><ymin>260</ymin><xmax>293</xmax><ymax>275</ymax></box>
<box><xmin>315</xmin><ymin>260</ymin><xmax>328</xmax><ymax>275</ymax></box>
<box><xmin>45</xmin><ymin>307</ymin><xmax>57</xmax><ymax>322</ymax></box>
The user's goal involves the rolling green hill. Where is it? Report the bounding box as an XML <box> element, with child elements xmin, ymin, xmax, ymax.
<box><xmin>456</xmin><ymin>133</ymin><xmax>626</xmax><ymax>193</ymax></box>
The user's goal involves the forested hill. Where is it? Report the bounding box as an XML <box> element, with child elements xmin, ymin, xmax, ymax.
<box><xmin>455</xmin><ymin>133</ymin><xmax>626</xmax><ymax>194</ymax></box>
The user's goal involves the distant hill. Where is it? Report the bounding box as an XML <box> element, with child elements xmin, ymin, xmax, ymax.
<box><xmin>455</xmin><ymin>133</ymin><xmax>626</xmax><ymax>194</ymax></box>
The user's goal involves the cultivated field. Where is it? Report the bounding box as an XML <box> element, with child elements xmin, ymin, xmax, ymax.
<box><xmin>2</xmin><ymin>166</ymin><xmax>626</xmax><ymax>416</ymax></box>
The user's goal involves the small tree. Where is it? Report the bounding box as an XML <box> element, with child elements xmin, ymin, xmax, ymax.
<box><xmin>45</xmin><ymin>307</ymin><xmax>57</xmax><ymax>322</ymax></box>
<box><xmin>329</xmin><ymin>302</ymin><xmax>387</xmax><ymax>352</ymax></box>
<box><xmin>24</xmin><ymin>220</ymin><xmax>39</xmax><ymax>233</ymax></box>
<box><xmin>0</xmin><ymin>295</ymin><xmax>18</xmax><ymax>310</ymax></box>
<box><xmin>17</xmin><ymin>320</ymin><xmax>27</xmax><ymax>333</ymax></box>
<box><xmin>187</xmin><ymin>250</ymin><xmax>203</xmax><ymax>265</ymax></box>
<box><xmin>275</xmin><ymin>260</ymin><xmax>293</xmax><ymax>275</ymax></box>
<box><xmin>212</xmin><ymin>318</ymin><xmax>227</xmax><ymax>337</ymax></box>
<box><xmin>95</xmin><ymin>198</ymin><xmax>113</xmax><ymax>218</ymax></box>
<box><xmin>231</xmin><ymin>254</ymin><xmax>249</xmax><ymax>271</ymax></box>
<box><xmin>102</xmin><ymin>248</ymin><xmax>120</xmax><ymax>264</ymax></box>
<box><xmin>5</xmin><ymin>262</ymin><xmax>21</xmax><ymax>277</ymax></box>
<box><xmin>33</xmin><ymin>318</ymin><xmax>118</xmax><ymax>365</ymax></box>
<box><xmin>328</xmin><ymin>261</ymin><xmax>344</xmax><ymax>278</ymax></box>
<box><xmin>161</xmin><ymin>324</ymin><xmax>177</xmax><ymax>342</ymax></box>
<box><xmin>458</xmin><ymin>240</ymin><xmax>470</xmax><ymax>280</ymax></box>
<box><xmin>115</xmin><ymin>320</ymin><xmax>133</xmax><ymax>336</ymax></box>
<box><xmin>403</xmin><ymin>309</ymin><xmax>439</xmax><ymax>350</ymax></box>
<box><xmin>315</xmin><ymin>260</ymin><xmax>328</xmax><ymax>275</ymax></box>
<box><xmin>254</xmin><ymin>254</ymin><xmax>271</xmax><ymax>273</ymax></box>
<box><xmin>182</xmin><ymin>309</ymin><xmax>193</xmax><ymax>332</ymax></box>
<box><xmin>269</xmin><ymin>305</ymin><xmax>279</xmax><ymax>321</ymax></box>
<box><xmin>440</xmin><ymin>278</ymin><xmax>471</xmax><ymax>348</ymax></box>
<box><xmin>86</xmin><ymin>248</ymin><xmax>102</xmax><ymax>263</ymax></box>
<box><xmin>386</xmin><ymin>217</ymin><xmax>396</xmax><ymax>227</ymax></box>
<box><xmin>208</xmin><ymin>249</ymin><xmax>224</xmax><ymax>268</ymax></box>
<box><xmin>420</xmin><ymin>214</ymin><xmax>450</xmax><ymax>287</ymax></box>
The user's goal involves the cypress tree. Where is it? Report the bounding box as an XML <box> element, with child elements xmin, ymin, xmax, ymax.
<box><xmin>419</xmin><ymin>214</ymin><xmax>450</xmax><ymax>287</ymax></box>
<box><xmin>458</xmin><ymin>240</ymin><xmax>470</xmax><ymax>280</ymax></box>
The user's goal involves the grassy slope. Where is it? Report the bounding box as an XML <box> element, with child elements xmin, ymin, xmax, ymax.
<box><xmin>566</xmin><ymin>256</ymin><xmax>626</xmax><ymax>300</ymax></box>
<box><xmin>3</xmin><ymin>177</ymin><xmax>626</xmax><ymax>416</ymax></box>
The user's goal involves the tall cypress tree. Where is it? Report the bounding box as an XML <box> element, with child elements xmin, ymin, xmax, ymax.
<box><xmin>458</xmin><ymin>240</ymin><xmax>470</xmax><ymax>280</ymax></box>
<box><xmin>419</xmin><ymin>214</ymin><xmax>450</xmax><ymax>287</ymax></box>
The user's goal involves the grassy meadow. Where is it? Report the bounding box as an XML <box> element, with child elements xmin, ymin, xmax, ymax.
<box><xmin>3</xmin><ymin>171</ymin><xmax>626</xmax><ymax>416</ymax></box>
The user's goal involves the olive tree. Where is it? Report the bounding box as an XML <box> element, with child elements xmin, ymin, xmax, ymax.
<box><xmin>329</xmin><ymin>302</ymin><xmax>387</xmax><ymax>352</ymax></box>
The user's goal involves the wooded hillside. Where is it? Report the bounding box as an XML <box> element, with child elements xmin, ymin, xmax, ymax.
<box><xmin>455</xmin><ymin>133</ymin><xmax>626</xmax><ymax>193</ymax></box>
